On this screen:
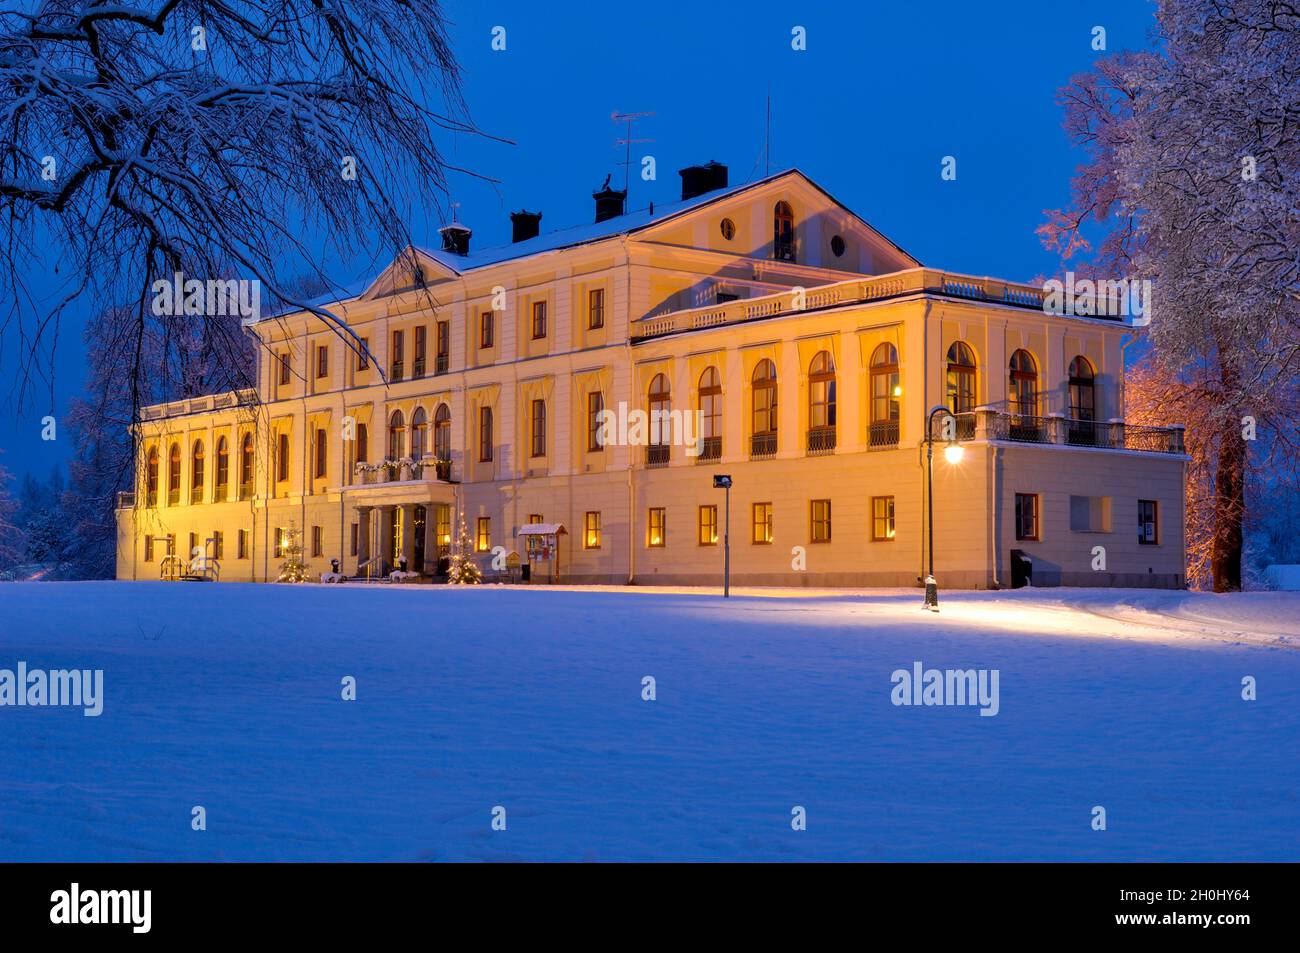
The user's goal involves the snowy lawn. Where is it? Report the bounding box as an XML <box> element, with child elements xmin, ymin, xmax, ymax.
<box><xmin>0</xmin><ymin>582</ymin><xmax>1297</xmax><ymax>861</ymax></box>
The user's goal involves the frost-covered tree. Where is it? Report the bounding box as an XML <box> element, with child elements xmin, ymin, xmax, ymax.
<box><xmin>0</xmin><ymin>0</ymin><xmax>490</xmax><ymax>415</ymax></box>
<box><xmin>446</xmin><ymin>511</ymin><xmax>481</xmax><ymax>585</ymax></box>
<box><xmin>0</xmin><ymin>460</ymin><xmax>24</xmax><ymax>571</ymax></box>
<box><xmin>1040</xmin><ymin>0</ymin><xmax>1300</xmax><ymax>590</ymax></box>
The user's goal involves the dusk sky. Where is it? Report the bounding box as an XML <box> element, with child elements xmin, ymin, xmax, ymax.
<box><xmin>0</xmin><ymin>0</ymin><xmax>1158</xmax><ymax>483</ymax></box>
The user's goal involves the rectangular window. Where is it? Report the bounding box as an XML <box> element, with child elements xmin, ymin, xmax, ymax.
<box><xmin>350</xmin><ymin>522</ymin><xmax>358</xmax><ymax>557</ymax></box>
<box><xmin>752</xmin><ymin>502</ymin><xmax>773</xmax><ymax>544</ymax></box>
<box><xmin>212</xmin><ymin>530</ymin><xmax>223</xmax><ymax>560</ymax></box>
<box><xmin>436</xmin><ymin>321</ymin><xmax>449</xmax><ymax>373</ymax></box>
<box><xmin>1138</xmin><ymin>499</ymin><xmax>1159</xmax><ymax>545</ymax></box>
<box><xmin>276</xmin><ymin>432</ymin><xmax>290</xmax><ymax>483</ymax></box>
<box><xmin>1070</xmin><ymin>495</ymin><xmax>1113</xmax><ymax>533</ymax></box>
<box><xmin>588</xmin><ymin>288</ymin><xmax>605</xmax><ymax>330</ymax></box>
<box><xmin>316</xmin><ymin>344</ymin><xmax>329</xmax><ymax>379</ymax></box>
<box><xmin>237</xmin><ymin>529</ymin><xmax>248</xmax><ymax>559</ymax></box>
<box><xmin>698</xmin><ymin>505</ymin><xmax>718</xmax><ymax>546</ymax></box>
<box><xmin>357</xmin><ymin>336</ymin><xmax>369</xmax><ymax>372</ymax></box>
<box><xmin>189</xmin><ymin>532</ymin><xmax>198</xmax><ymax>559</ymax></box>
<box><xmin>584</xmin><ymin>511</ymin><xmax>602</xmax><ymax>549</ymax></box>
<box><xmin>144</xmin><ymin>536</ymin><xmax>154</xmax><ymax>562</ymax></box>
<box><xmin>479</xmin><ymin>407</ymin><xmax>493</xmax><ymax>462</ymax></box>
<box><xmin>278</xmin><ymin>352</ymin><xmax>291</xmax><ymax>386</ymax></box>
<box><xmin>413</xmin><ymin>325</ymin><xmax>427</xmax><ymax>377</ymax></box>
<box><xmin>525</xmin><ymin>513</ymin><xmax>543</xmax><ymax>557</ymax></box>
<box><xmin>475</xmin><ymin>517</ymin><xmax>491</xmax><ymax>553</ymax></box>
<box><xmin>312</xmin><ymin>525</ymin><xmax>323</xmax><ymax>558</ymax></box>
<box><xmin>871</xmin><ymin>496</ymin><xmax>895</xmax><ymax>542</ymax></box>
<box><xmin>1015</xmin><ymin>493</ymin><xmax>1040</xmax><ymax>541</ymax></box>
<box><xmin>274</xmin><ymin>527</ymin><xmax>286</xmax><ymax>558</ymax></box>
<box><xmin>810</xmin><ymin>499</ymin><xmax>832</xmax><ymax>543</ymax></box>
<box><xmin>587</xmin><ymin>391</ymin><xmax>604</xmax><ymax>452</ymax></box>
<box><xmin>390</xmin><ymin>329</ymin><xmax>404</xmax><ymax>380</ymax></box>
<box><xmin>530</xmin><ymin>399</ymin><xmax>546</xmax><ymax>458</ymax></box>
<box><xmin>531</xmin><ymin>300</ymin><xmax>547</xmax><ymax>339</ymax></box>
<box><xmin>647</xmin><ymin>507</ymin><xmax>666</xmax><ymax>548</ymax></box>
<box><xmin>435</xmin><ymin>505</ymin><xmax>451</xmax><ymax>554</ymax></box>
<box><xmin>314</xmin><ymin>427</ymin><xmax>327</xmax><ymax>479</ymax></box>
<box><xmin>480</xmin><ymin>311</ymin><xmax>494</xmax><ymax>349</ymax></box>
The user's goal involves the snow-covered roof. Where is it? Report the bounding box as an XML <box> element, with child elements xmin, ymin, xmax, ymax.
<box><xmin>517</xmin><ymin>523</ymin><xmax>567</xmax><ymax>536</ymax></box>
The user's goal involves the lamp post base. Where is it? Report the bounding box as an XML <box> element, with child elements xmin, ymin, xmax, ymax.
<box><xmin>923</xmin><ymin>574</ymin><xmax>939</xmax><ymax>612</ymax></box>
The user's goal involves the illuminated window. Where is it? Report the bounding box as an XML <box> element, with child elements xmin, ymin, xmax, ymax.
<box><xmin>752</xmin><ymin>502</ymin><xmax>773</xmax><ymax>544</ymax></box>
<box><xmin>584</xmin><ymin>511</ymin><xmax>602</xmax><ymax>549</ymax></box>
<box><xmin>190</xmin><ymin>440</ymin><xmax>205</xmax><ymax>502</ymax></box>
<box><xmin>647</xmin><ymin>507</ymin><xmax>666</xmax><ymax>548</ymax></box>
<box><xmin>871</xmin><ymin>496</ymin><xmax>895</xmax><ymax>542</ymax></box>
<box><xmin>773</xmin><ymin>201</ymin><xmax>795</xmax><ymax>261</ymax></box>
<box><xmin>869</xmin><ymin>343</ymin><xmax>900</xmax><ymax>447</ymax></box>
<box><xmin>698</xmin><ymin>505</ymin><xmax>718</xmax><ymax>546</ymax></box>
<box><xmin>475</xmin><ymin>517</ymin><xmax>491</xmax><ymax>552</ymax></box>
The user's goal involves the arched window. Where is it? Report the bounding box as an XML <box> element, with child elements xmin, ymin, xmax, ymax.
<box><xmin>869</xmin><ymin>343</ymin><xmax>900</xmax><ymax>447</ymax></box>
<box><xmin>1068</xmin><ymin>356</ymin><xmax>1095</xmax><ymax>421</ymax></box>
<box><xmin>751</xmin><ymin>359</ymin><xmax>778</xmax><ymax>459</ymax></box>
<box><xmin>1008</xmin><ymin>349</ymin><xmax>1038</xmax><ymax>418</ymax></box>
<box><xmin>434</xmin><ymin>404</ymin><xmax>451</xmax><ymax>460</ymax></box>
<box><xmin>410</xmin><ymin>406</ymin><xmax>428</xmax><ymax>459</ymax></box>
<box><xmin>388</xmin><ymin>409</ymin><xmax>405</xmax><ymax>460</ymax></box>
<box><xmin>191</xmin><ymin>440</ymin><xmax>205</xmax><ymax>501</ymax></box>
<box><xmin>239</xmin><ymin>433</ymin><xmax>254</xmax><ymax>498</ymax></box>
<box><xmin>167</xmin><ymin>442</ymin><xmax>181</xmax><ymax>504</ymax></box>
<box><xmin>773</xmin><ymin>201</ymin><xmax>795</xmax><ymax>261</ymax></box>
<box><xmin>647</xmin><ymin>373</ymin><xmax>671</xmax><ymax>467</ymax></box>
<box><xmin>1068</xmin><ymin>356</ymin><xmax>1097</xmax><ymax>446</ymax></box>
<box><xmin>145</xmin><ymin>446</ymin><xmax>159</xmax><ymax>506</ymax></box>
<box><xmin>945</xmin><ymin>342</ymin><xmax>977</xmax><ymax>414</ymax></box>
<box><xmin>698</xmin><ymin>366</ymin><xmax>721</xmax><ymax>460</ymax></box>
<box><xmin>808</xmin><ymin>351</ymin><xmax>836</xmax><ymax>453</ymax></box>
<box><xmin>215</xmin><ymin>436</ymin><xmax>229</xmax><ymax>497</ymax></box>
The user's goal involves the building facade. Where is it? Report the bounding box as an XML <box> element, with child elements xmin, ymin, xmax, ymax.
<box><xmin>115</xmin><ymin>166</ymin><xmax>1187</xmax><ymax>588</ymax></box>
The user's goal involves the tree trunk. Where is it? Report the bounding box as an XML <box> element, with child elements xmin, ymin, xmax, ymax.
<box><xmin>1210</xmin><ymin>423</ymin><xmax>1245</xmax><ymax>592</ymax></box>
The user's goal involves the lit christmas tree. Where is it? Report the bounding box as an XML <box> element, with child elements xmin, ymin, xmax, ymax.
<box><xmin>274</xmin><ymin>523</ymin><xmax>312</xmax><ymax>583</ymax></box>
<box><xmin>446</xmin><ymin>510</ymin><xmax>482</xmax><ymax>585</ymax></box>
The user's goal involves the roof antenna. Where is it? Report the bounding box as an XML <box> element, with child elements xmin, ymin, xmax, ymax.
<box><xmin>612</xmin><ymin>110</ymin><xmax>655</xmax><ymax>200</ymax></box>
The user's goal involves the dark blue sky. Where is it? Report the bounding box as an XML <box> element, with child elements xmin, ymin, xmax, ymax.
<box><xmin>0</xmin><ymin>0</ymin><xmax>1156</xmax><ymax>484</ymax></box>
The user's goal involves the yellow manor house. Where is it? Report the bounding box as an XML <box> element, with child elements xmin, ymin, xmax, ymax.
<box><xmin>115</xmin><ymin>164</ymin><xmax>1188</xmax><ymax>588</ymax></box>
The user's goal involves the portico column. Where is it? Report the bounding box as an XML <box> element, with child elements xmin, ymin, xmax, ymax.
<box><xmin>423</xmin><ymin>505</ymin><xmax>436</xmax><ymax>573</ymax></box>
<box><xmin>356</xmin><ymin>505</ymin><xmax>372</xmax><ymax>571</ymax></box>
<box><xmin>400</xmin><ymin>504</ymin><xmax>415</xmax><ymax>569</ymax></box>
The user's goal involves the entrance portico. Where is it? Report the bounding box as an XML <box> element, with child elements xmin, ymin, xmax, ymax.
<box><xmin>347</xmin><ymin>481</ymin><xmax>457</xmax><ymax>579</ymax></box>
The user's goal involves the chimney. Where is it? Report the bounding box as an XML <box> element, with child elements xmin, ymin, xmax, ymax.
<box><xmin>438</xmin><ymin>222</ymin><xmax>471</xmax><ymax>256</ymax></box>
<box><xmin>592</xmin><ymin>174</ymin><xmax>626</xmax><ymax>223</ymax></box>
<box><xmin>678</xmin><ymin>161</ymin><xmax>728</xmax><ymax>201</ymax></box>
<box><xmin>510</xmin><ymin>210</ymin><xmax>542</xmax><ymax>243</ymax></box>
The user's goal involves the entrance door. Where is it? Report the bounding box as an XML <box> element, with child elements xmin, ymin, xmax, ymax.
<box><xmin>413</xmin><ymin>506</ymin><xmax>427</xmax><ymax>573</ymax></box>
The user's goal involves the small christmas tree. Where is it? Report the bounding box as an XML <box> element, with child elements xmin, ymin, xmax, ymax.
<box><xmin>275</xmin><ymin>522</ymin><xmax>312</xmax><ymax>583</ymax></box>
<box><xmin>447</xmin><ymin>510</ymin><xmax>482</xmax><ymax>585</ymax></box>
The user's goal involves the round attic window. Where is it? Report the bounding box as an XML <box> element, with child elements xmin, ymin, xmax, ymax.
<box><xmin>720</xmin><ymin>218</ymin><xmax>736</xmax><ymax>241</ymax></box>
<box><xmin>830</xmin><ymin>235</ymin><xmax>846</xmax><ymax>257</ymax></box>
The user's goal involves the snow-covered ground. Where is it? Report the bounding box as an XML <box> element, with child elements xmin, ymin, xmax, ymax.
<box><xmin>1</xmin><ymin>582</ymin><xmax>1297</xmax><ymax>861</ymax></box>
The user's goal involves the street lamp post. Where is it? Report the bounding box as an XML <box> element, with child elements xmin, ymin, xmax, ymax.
<box><xmin>713</xmin><ymin>474</ymin><xmax>732</xmax><ymax>597</ymax></box>
<box><xmin>924</xmin><ymin>405</ymin><xmax>964</xmax><ymax>611</ymax></box>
